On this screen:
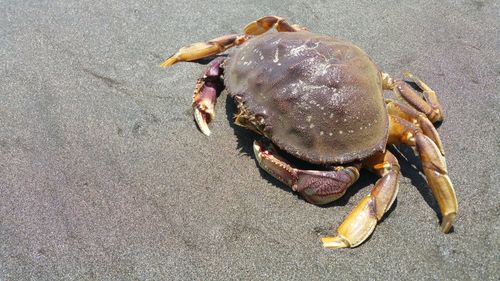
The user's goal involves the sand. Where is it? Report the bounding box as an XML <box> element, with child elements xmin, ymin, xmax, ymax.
<box><xmin>1</xmin><ymin>0</ymin><xmax>498</xmax><ymax>280</ymax></box>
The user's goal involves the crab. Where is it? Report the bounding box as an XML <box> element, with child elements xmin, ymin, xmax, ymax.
<box><xmin>161</xmin><ymin>16</ymin><xmax>457</xmax><ymax>249</ymax></box>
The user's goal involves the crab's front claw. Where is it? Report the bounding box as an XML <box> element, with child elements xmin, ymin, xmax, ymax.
<box><xmin>193</xmin><ymin>88</ymin><xmax>216</xmax><ymax>136</ymax></box>
<box><xmin>295</xmin><ymin>168</ymin><xmax>360</xmax><ymax>205</ymax></box>
<box><xmin>191</xmin><ymin>57</ymin><xmax>226</xmax><ymax>136</ymax></box>
<box><xmin>253</xmin><ymin>140</ymin><xmax>360</xmax><ymax>205</ymax></box>
<box><xmin>193</xmin><ymin>78</ymin><xmax>222</xmax><ymax>136</ymax></box>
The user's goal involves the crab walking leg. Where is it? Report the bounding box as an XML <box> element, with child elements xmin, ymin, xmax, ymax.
<box><xmin>382</xmin><ymin>72</ymin><xmax>444</xmax><ymax>123</ymax></box>
<box><xmin>415</xmin><ymin>134</ymin><xmax>457</xmax><ymax>232</ymax></box>
<box><xmin>253</xmin><ymin>140</ymin><xmax>360</xmax><ymax>205</ymax></box>
<box><xmin>321</xmin><ymin>151</ymin><xmax>400</xmax><ymax>249</ymax></box>
<box><xmin>388</xmin><ymin>115</ymin><xmax>457</xmax><ymax>233</ymax></box>
<box><xmin>160</xmin><ymin>34</ymin><xmax>248</xmax><ymax>67</ymax></box>
<box><xmin>244</xmin><ymin>16</ymin><xmax>306</xmax><ymax>35</ymax></box>
<box><xmin>192</xmin><ymin>57</ymin><xmax>225</xmax><ymax>135</ymax></box>
<box><xmin>386</xmin><ymin>99</ymin><xmax>444</xmax><ymax>155</ymax></box>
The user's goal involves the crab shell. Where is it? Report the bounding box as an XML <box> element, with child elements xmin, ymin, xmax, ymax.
<box><xmin>224</xmin><ymin>32</ymin><xmax>388</xmax><ymax>165</ymax></box>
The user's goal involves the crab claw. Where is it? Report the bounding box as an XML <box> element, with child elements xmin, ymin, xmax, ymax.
<box><xmin>189</xmin><ymin>57</ymin><xmax>226</xmax><ymax>136</ymax></box>
<box><xmin>194</xmin><ymin>103</ymin><xmax>214</xmax><ymax>136</ymax></box>
<box><xmin>193</xmin><ymin>79</ymin><xmax>219</xmax><ymax>136</ymax></box>
<box><xmin>253</xmin><ymin>140</ymin><xmax>361</xmax><ymax>205</ymax></box>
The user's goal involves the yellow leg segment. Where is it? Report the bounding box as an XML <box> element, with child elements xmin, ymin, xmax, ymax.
<box><xmin>387</xmin><ymin>115</ymin><xmax>457</xmax><ymax>233</ymax></box>
<box><xmin>244</xmin><ymin>16</ymin><xmax>306</xmax><ymax>35</ymax></box>
<box><xmin>160</xmin><ymin>34</ymin><xmax>248</xmax><ymax>67</ymax></box>
<box><xmin>415</xmin><ymin>134</ymin><xmax>457</xmax><ymax>232</ymax></box>
<box><xmin>322</xmin><ymin>151</ymin><xmax>400</xmax><ymax>249</ymax></box>
<box><xmin>382</xmin><ymin>72</ymin><xmax>444</xmax><ymax>123</ymax></box>
<box><xmin>386</xmin><ymin>99</ymin><xmax>444</xmax><ymax>155</ymax></box>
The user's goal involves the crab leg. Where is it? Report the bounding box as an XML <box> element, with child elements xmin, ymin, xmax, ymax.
<box><xmin>386</xmin><ymin>99</ymin><xmax>444</xmax><ymax>155</ymax></box>
<box><xmin>388</xmin><ymin>115</ymin><xmax>457</xmax><ymax>233</ymax></box>
<box><xmin>244</xmin><ymin>16</ymin><xmax>306</xmax><ymax>35</ymax></box>
<box><xmin>321</xmin><ymin>151</ymin><xmax>400</xmax><ymax>249</ymax></box>
<box><xmin>382</xmin><ymin>72</ymin><xmax>444</xmax><ymax>123</ymax></box>
<box><xmin>160</xmin><ymin>34</ymin><xmax>248</xmax><ymax>67</ymax></box>
<box><xmin>253</xmin><ymin>140</ymin><xmax>360</xmax><ymax>205</ymax></box>
<box><xmin>192</xmin><ymin>57</ymin><xmax>225</xmax><ymax>136</ymax></box>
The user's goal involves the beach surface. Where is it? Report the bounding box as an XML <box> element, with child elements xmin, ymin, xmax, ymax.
<box><xmin>1</xmin><ymin>0</ymin><xmax>498</xmax><ymax>280</ymax></box>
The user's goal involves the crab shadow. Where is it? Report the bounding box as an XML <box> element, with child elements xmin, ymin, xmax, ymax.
<box><xmin>225</xmin><ymin>96</ymin><xmax>444</xmax><ymax>227</ymax></box>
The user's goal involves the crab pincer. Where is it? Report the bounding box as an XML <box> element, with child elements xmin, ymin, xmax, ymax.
<box><xmin>253</xmin><ymin>140</ymin><xmax>361</xmax><ymax>205</ymax></box>
<box><xmin>191</xmin><ymin>57</ymin><xmax>225</xmax><ymax>135</ymax></box>
<box><xmin>161</xmin><ymin>34</ymin><xmax>249</xmax><ymax>135</ymax></box>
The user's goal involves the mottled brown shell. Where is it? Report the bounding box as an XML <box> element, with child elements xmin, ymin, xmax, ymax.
<box><xmin>224</xmin><ymin>32</ymin><xmax>388</xmax><ymax>164</ymax></box>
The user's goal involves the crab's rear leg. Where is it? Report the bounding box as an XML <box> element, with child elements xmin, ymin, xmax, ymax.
<box><xmin>321</xmin><ymin>151</ymin><xmax>401</xmax><ymax>249</ymax></box>
<box><xmin>253</xmin><ymin>140</ymin><xmax>360</xmax><ymax>206</ymax></box>
<box><xmin>388</xmin><ymin>115</ymin><xmax>457</xmax><ymax>233</ymax></box>
<box><xmin>244</xmin><ymin>16</ymin><xmax>307</xmax><ymax>35</ymax></box>
<box><xmin>382</xmin><ymin>72</ymin><xmax>444</xmax><ymax>123</ymax></box>
<box><xmin>160</xmin><ymin>34</ymin><xmax>248</xmax><ymax>67</ymax></box>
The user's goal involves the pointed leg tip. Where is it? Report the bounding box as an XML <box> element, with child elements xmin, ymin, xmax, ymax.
<box><xmin>438</xmin><ymin>145</ymin><xmax>446</xmax><ymax>156</ymax></box>
<box><xmin>320</xmin><ymin>236</ymin><xmax>350</xmax><ymax>249</ymax></box>
<box><xmin>441</xmin><ymin>212</ymin><xmax>456</xmax><ymax>233</ymax></box>
<box><xmin>160</xmin><ymin>57</ymin><xmax>177</xmax><ymax>68</ymax></box>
